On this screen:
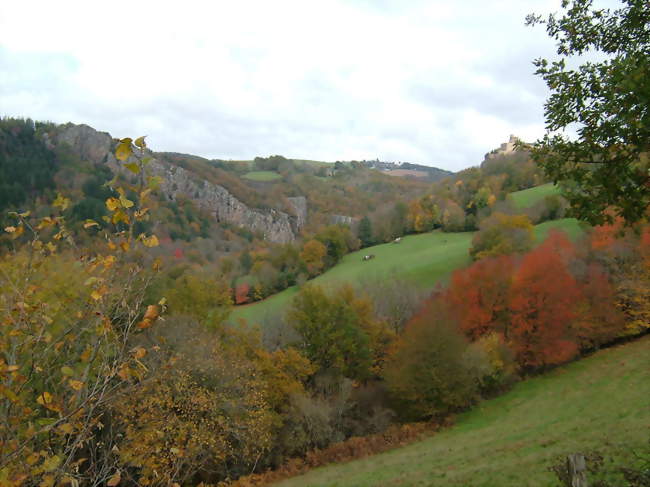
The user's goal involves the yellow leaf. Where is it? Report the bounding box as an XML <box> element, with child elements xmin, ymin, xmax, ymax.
<box><xmin>134</xmin><ymin>208</ymin><xmax>149</xmax><ymax>219</ymax></box>
<box><xmin>2</xmin><ymin>387</ymin><xmax>18</xmax><ymax>402</ymax></box>
<box><xmin>42</xmin><ymin>455</ymin><xmax>61</xmax><ymax>472</ymax></box>
<box><xmin>36</xmin><ymin>391</ymin><xmax>53</xmax><ymax>406</ymax></box>
<box><xmin>40</xmin><ymin>474</ymin><xmax>55</xmax><ymax>487</ymax></box>
<box><xmin>119</xmin><ymin>194</ymin><xmax>134</xmax><ymax>208</ymax></box>
<box><xmin>6</xmin><ymin>225</ymin><xmax>24</xmax><ymax>239</ymax></box>
<box><xmin>132</xmin><ymin>346</ymin><xmax>147</xmax><ymax>359</ymax></box>
<box><xmin>116</xmin><ymin>187</ymin><xmax>133</xmax><ymax>206</ymax></box>
<box><xmin>84</xmin><ymin>277</ymin><xmax>98</xmax><ymax>286</ymax></box>
<box><xmin>26</xmin><ymin>452</ymin><xmax>41</xmax><ymax>465</ymax></box>
<box><xmin>46</xmin><ymin>242</ymin><xmax>56</xmax><ymax>253</ymax></box>
<box><xmin>37</xmin><ymin>216</ymin><xmax>55</xmax><ymax>229</ymax></box>
<box><xmin>58</xmin><ymin>423</ymin><xmax>74</xmax><ymax>434</ymax></box>
<box><xmin>68</xmin><ymin>380</ymin><xmax>84</xmax><ymax>391</ymax></box>
<box><xmin>106</xmin><ymin>197</ymin><xmax>120</xmax><ymax>211</ymax></box>
<box><xmin>124</xmin><ymin>162</ymin><xmax>140</xmax><ymax>174</ymax></box>
<box><xmin>120</xmin><ymin>241</ymin><xmax>130</xmax><ymax>252</ymax></box>
<box><xmin>115</xmin><ymin>140</ymin><xmax>132</xmax><ymax>161</ymax></box>
<box><xmin>6</xmin><ymin>365</ymin><xmax>19</xmax><ymax>372</ymax></box>
<box><xmin>107</xmin><ymin>470</ymin><xmax>121</xmax><ymax>486</ymax></box>
<box><xmin>53</xmin><ymin>193</ymin><xmax>70</xmax><ymax>211</ymax></box>
<box><xmin>90</xmin><ymin>290</ymin><xmax>102</xmax><ymax>301</ymax></box>
<box><xmin>103</xmin><ymin>255</ymin><xmax>116</xmax><ymax>268</ymax></box>
<box><xmin>36</xmin><ymin>392</ymin><xmax>61</xmax><ymax>412</ymax></box>
<box><xmin>80</xmin><ymin>347</ymin><xmax>92</xmax><ymax>362</ymax></box>
<box><xmin>142</xmin><ymin>234</ymin><xmax>159</xmax><ymax>248</ymax></box>
<box><xmin>18</xmin><ymin>210</ymin><xmax>31</xmax><ymax>218</ymax></box>
<box><xmin>111</xmin><ymin>209</ymin><xmax>129</xmax><ymax>225</ymax></box>
<box><xmin>134</xmin><ymin>135</ymin><xmax>147</xmax><ymax>148</ymax></box>
<box><xmin>117</xmin><ymin>367</ymin><xmax>130</xmax><ymax>381</ymax></box>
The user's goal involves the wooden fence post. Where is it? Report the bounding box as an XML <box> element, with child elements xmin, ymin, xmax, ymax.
<box><xmin>567</xmin><ymin>453</ymin><xmax>588</xmax><ymax>487</ymax></box>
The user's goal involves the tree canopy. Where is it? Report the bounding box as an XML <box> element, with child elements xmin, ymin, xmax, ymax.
<box><xmin>527</xmin><ymin>0</ymin><xmax>650</xmax><ymax>225</ymax></box>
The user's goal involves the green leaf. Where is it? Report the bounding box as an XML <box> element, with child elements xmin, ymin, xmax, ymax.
<box><xmin>147</xmin><ymin>176</ymin><xmax>163</xmax><ymax>190</ymax></box>
<box><xmin>61</xmin><ymin>366</ymin><xmax>74</xmax><ymax>376</ymax></box>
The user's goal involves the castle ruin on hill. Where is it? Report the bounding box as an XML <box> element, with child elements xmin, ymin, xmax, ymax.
<box><xmin>486</xmin><ymin>135</ymin><xmax>521</xmax><ymax>159</ymax></box>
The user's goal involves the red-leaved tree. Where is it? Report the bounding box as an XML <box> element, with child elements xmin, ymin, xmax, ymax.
<box><xmin>235</xmin><ymin>282</ymin><xmax>251</xmax><ymax>305</ymax></box>
<box><xmin>508</xmin><ymin>232</ymin><xmax>581</xmax><ymax>369</ymax></box>
<box><xmin>446</xmin><ymin>255</ymin><xmax>516</xmax><ymax>341</ymax></box>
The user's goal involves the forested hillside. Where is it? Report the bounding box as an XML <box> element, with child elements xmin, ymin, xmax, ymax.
<box><xmin>2</xmin><ymin>117</ymin><xmax>648</xmax><ymax>487</ymax></box>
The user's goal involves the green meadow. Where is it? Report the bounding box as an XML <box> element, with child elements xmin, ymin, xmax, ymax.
<box><xmin>276</xmin><ymin>336</ymin><xmax>650</xmax><ymax>487</ymax></box>
<box><xmin>509</xmin><ymin>183</ymin><xmax>561</xmax><ymax>209</ymax></box>
<box><xmin>229</xmin><ymin>218</ymin><xmax>585</xmax><ymax>326</ymax></box>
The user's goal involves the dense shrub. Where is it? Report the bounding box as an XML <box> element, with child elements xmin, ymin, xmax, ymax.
<box><xmin>383</xmin><ymin>301</ymin><xmax>480</xmax><ymax>421</ymax></box>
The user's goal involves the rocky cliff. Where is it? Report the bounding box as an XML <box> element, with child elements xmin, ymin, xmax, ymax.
<box><xmin>51</xmin><ymin>124</ymin><xmax>303</xmax><ymax>243</ymax></box>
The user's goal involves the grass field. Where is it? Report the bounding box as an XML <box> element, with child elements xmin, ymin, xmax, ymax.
<box><xmin>276</xmin><ymin>336</ymin><xmax>650</xmax><ymax>487</ymax></box>
<box><xmin>242</xmin><ymin>170</ymin><xmax>283</xmax><ymax>181</ymax></box>
<box><xmin>291</xmin><ymin>159</ymin><xmax>333</xmax><ymax>168</ymax></box>
<box><xmin>228</xmin><ymin>218</ymin><xmax>585</xmax><ymax>326</ymax></box>
<box><xmin>509</xmin><ymin>183</ymin><xmax>561</xmax><ymax>209</ymax></box>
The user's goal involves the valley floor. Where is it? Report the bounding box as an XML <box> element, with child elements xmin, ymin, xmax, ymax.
<box><xmin>275</xmin><ymin>336</ymin><xmax>650</xmax><ymax>487</ymax></box>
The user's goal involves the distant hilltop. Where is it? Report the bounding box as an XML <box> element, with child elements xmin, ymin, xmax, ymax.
<box><xmin>486</xmin><ymin>135</ymin><xmax>523</xmax><ymax>159</ymax></box>
<box><xmin>361</xmin><ymin>159</ymin><xmax>453</xmax><ymax>182</ymax></box>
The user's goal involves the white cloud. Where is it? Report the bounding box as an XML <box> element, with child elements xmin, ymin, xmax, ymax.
<box><xmin>0</xmin><ymin>0</ymin><xmax>569</xmax><ymax>171</ymax></box>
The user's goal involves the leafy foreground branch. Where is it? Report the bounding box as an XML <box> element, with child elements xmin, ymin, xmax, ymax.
<box><xmin>527</xmin><ymin>0</ymin><xmax>650</xmax><ymax>225</ymax></box>
<box><xmin>0</xmin><ymin>136</ymin><xmax>163</xmax><ymax>486</ymax></box>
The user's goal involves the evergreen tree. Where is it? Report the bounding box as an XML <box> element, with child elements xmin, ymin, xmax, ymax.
<box><xmin>358</xmin><ymin>215</ymin><xmax>374</xmax><ymax>247</ymax></box>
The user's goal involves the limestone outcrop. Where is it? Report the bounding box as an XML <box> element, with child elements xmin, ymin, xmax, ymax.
<box><xmin>51</xmin><ymin>123</ymin><xmax>303</xmax><ymax>243</ymax></box>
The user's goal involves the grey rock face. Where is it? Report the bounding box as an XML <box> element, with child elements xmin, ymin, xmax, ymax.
<box><xmin>53</xmin><ymin>123</ymin><xmax>303</xmax><ymax>243</ymax></box>
<box><xmin>54</xmin><ymin>124</ymin><xmax>112</xmax><ymax>165</ymax></box>
<box><xmin>330</xmin><ymin>214</ymin><xmax>354</xmax><ymax>226</ymax></box>
<box><xmin>147</xmin><ymin>161</ymin><xmax>297</xmax><ymax>243</ymax></box>
<box><xmin>286</xmin><ymin>196</ymin><xmax>307</xmax><ymax>230</ymax></box>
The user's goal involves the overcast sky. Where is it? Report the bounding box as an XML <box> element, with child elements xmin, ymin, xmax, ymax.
<box><xmin>1</xmin><ymin>0</ymin><xmax>572</xmax><ymax>171</ymax></box>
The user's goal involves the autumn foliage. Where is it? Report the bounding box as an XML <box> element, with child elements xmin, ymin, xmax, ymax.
<box><xmin>449</xmin><ymin>228</ymin><xmax>646</xmax><ymax>370</ymax></box>
<box><xmin>508</xmin><ymin>233</ymin><xmax>581</xmax><ymax>368</ymax></box>
<box><xmin>383</xmin><ymin>225</ymin><xmax>648</xmax><ymax>422</ymax></box>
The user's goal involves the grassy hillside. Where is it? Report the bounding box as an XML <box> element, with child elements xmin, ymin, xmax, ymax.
<box><xmin>229</xmin><ymin>218</ymin><xmax>585</xmax><ymax>325</ymax></box>
<box><xmin>276</xmin><ymin>336</ymin><xmax>650</xmax><ymax>487</ymax></box>
<box><xmin>509</xmin><ymin>183</ymin><xmax>560</xmax><ymax>209</ymax></box>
